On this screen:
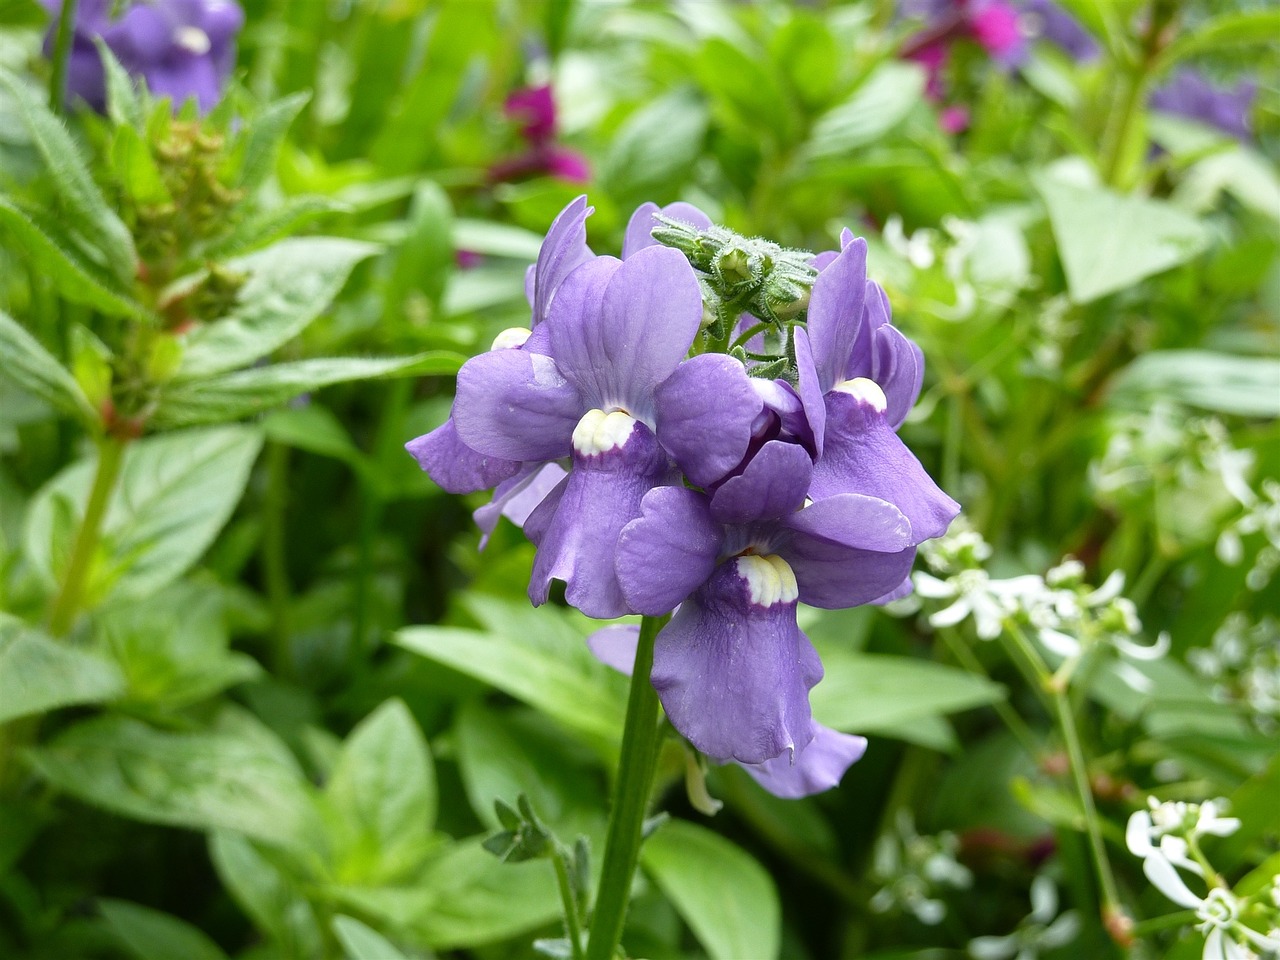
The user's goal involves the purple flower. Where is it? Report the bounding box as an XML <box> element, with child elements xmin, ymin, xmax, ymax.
<box><xmin>614</xmin><ymin>470</ymin><xmax>917</xmax><ymax>764</ymax></box>
<box><xmin>587</xmin><ymin>623</ymin><xmax>869</xmax><ymax>798</ymax></box>
<box><xmin>1016</xmin><ymin>0</ymin><xmax>1098</xmax><ymax>61</ymax></box>
<box><xmin>1150</xmin><ymin>69</ymin><xmax>1257</xmax><ymax>143</ymax></box>
<box><xmin>446</xmin><ymin>239</ymin><xmax>704</xmax><ymax>618</ymax></box>
<box><xmin>406</xmin><ymin>196</ymin><xmax>593</xmax><ymax>532</ymax></box>
<box><xmin>900</xmin><ymin>0</ymin><xmax>1029</xmax><ymax>101</ymax></box>
<box><xmin>42</xmin><ymin>0</ymin><xmax>243</xmax><ymax>113</ymax></box>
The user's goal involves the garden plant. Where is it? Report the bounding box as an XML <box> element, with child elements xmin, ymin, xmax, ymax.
<box><xmin>0</xmin><ymin>1</ymin><xmax>1277</xmax><ymax>959</ymax></box>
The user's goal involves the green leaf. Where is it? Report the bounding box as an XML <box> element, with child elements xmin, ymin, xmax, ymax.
<box><xmin>0</xmin><ymin>308</ymin><xmax>97</xmax><ymax>425</ymax></box>
<box><xmin>1109</xmin><ymin>350</ymin><xmax>1280</xmax><ymax>419</ymax></box>
<box><xmin>209</xmin><ymin>832</ymin><xmax>322</xmax><ymax>956</ymax></box>
<box><xmin>604</xmin><ymin>88</ymin><xmax>709</xmax><ymax>201</ymax></box>
<box><xmin>0</xmin><ymin>68</ymin><xmax>137</xmax><ymax>283</ymax></box>
<box><xmin>200</xmin><ymin>195</ymin><xmax>348</xmax><ymax>260</ymax></box>
<box><xmin>262</xmin><ymin>405</ymin><xmax>364</xmax><ymax>464</ymax></box>
<box><xmin>1156</xmin><ymin>10</ymin><xmax>1280</xmax><ymax>70</ymax></box>
<box><xmin>323</xmin><ymin>699</ymin><xmax>437</xmax><ymax>885</ymax></box>
<box><xmin>394</xmin><ymin>596</ymin><xmax>629</xmax><ymax>744</ymax></box>
<box><xmin>95</xmin><ymin>580</ymin><xmax>262</xmax><ymax>709</ymax></box>
<box><xmin>387</xmin><ymin>181</ymin><xmax>453</xmax><ymax>316</ymax></box>
<box><xmin>809</xmin><ymin>647</ymin><xmax>1005</xmax><ymax>739</ymax></box>
<box><xmin>641</xmin><ymin>819</ymin><xmax>781</xmax><ymax>960</ymax></box>
<box><xmin>452</xmin><ymin>219</ymin><xmax>545</xmax><ymax>260</ymax></box>
<box><xmin>1035</xmin><ymin>174</ymin><xmax>1211</xmax><ymax>302</ymax></box>
<box><xmin>802</xmin><ymin>62</ymin><xmax>925</xmax><ymax>161</ymax></box>
<box><xmin>233</xmin><ymin>91</ymin><xmax>310</xmax><ymax>191</ymax></box>
<box><xmin>0</xmin><ymin>198</ymin><xmax>145</xmax><ymax>319</ymax></box>
<box><xmin>110</xmin><ymin>123</ymin><xmax>171</xmax><ymax>206</ymax></box>
<box><xmin>24</xmin><ymin>425</ymin><xmax>264</xmax><ymax>601</ymax></box>
<box><xmin>330</xmin><ymin>837</ymin><xmax>560</xmax><ymax>949</ymax></box>
<box><xmin>95</xmin><ymin>41</ymin><xmax>144</xmax><ymax>130</ymax></box>
<box><xmin>99</xmin><ymin>899</ymin><xmax>229</xmax><ymax>960</ymax></box>
<box><xmin>154</xmin><ymin>353</ymin><xmax>461</xmax><ymax>428</ymax></box>
<box><xmin>176</xmin><ymin>237</ymin><xmax>380</xmax><ymax>378</ymax></box>
<box><xmin>331</xmin><ymin>916</ymin><xmax>409</xmax><ymax>960</ymax></box>
<box><xmin>26</xmin><ymin>712</ymin><xmax>318</xmax><ymax>852</ymax></box>
<box><xmin>0</xmin><ymin>619</ymin><xmax>125</xmax><ymax>725</ymax></box>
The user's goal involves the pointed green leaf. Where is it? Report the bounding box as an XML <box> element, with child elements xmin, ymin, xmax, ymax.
<box><xmin>1156</xmin><ymin>10</ymin><xmax>1280</xmax><ymax>70</ymax></box>
<box><xmin>95</xmin><ymin>41</ymin><xmax>144</xmax><ymax>130</ymax></box>
<box><xmin>24</xmin><ymin>425</ymin><xmax>264</xmax><ymax>601</ymax></box>
<box><xmin>641</xmin><ymin>819</ymin><xmax>781</xmax><ymax>960</ymax></box>
<box><xmin>0</xmin><ymin>199</ymin><xmax>145</xmax><ymax>319</ymax></box>
<box><xmin>208</xmin><ymin>832</ymin><xmax>322</xmax><ymax>956</ymax></box>
<box><xmin>154</xmin><ymin>353</ymin><xmax>461</xmax><ymax>428</ymax></box>
<box><xmin>0</xmin><ymin>68</ymin><xmax>137</xmax><ymax>283</ymax></box>
<box><xmin>1035</xmin><ymin>174</ymin><xmax>1211</xmax><ymax>302</ymax></box>
<box><xmin>25</xmin><ymin>712</ymin><xmax>318</xmax><ymax>851</ymax></box>
<box><xmin>323</xmin><ymin>699</ymin><xmax>437</xmax><ymax>884</ymax></box>
<box><xmin>0</xmin><ymin>308</ymin><xmax>97</xmax><ymax>425</ymax></box>
<box><xmin>233</xmin><ymin>91</ymin><xmax>310</xmax><ymax>190</ymax></box>
<box><xmin>1110</xmin><ymin>350</ymin><xmax>1280</xmax><ymax>419</ymax></box>
<box><xmin>99</xmin><ymin>899</ymin><xmax>229</xmax><ymax>960</ymax></box>
<box><xmin>175</xmin><ymin>237</ymin><xmax>379</xmax><ymax>378</ymax></box>
<box><xmin>803</xmin><ymin>62</ymin><xmax>926</xmax><ymax>161</ymax></box>
<box><xmin>331</xmin><ymin>916</ymin><xmax>409</xmax><ymax>960</ymax></box>
<box><xmin>0</xmin><ymin>619</ymin><xmax>125</xmax><ymax>725</ymax></box>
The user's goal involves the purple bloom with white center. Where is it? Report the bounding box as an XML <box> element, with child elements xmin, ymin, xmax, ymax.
<box><xmin>407</xmin><ymin>196</ymin><xmax>594</xmax><ymax>536</ymax></box>
<box><xmin>42</xmin><ymin>0</ymin><xmax>243</xmax><ymax>113</ymax></box>
<box><xmin>1015</xmin><ymin>0</ymin><xmax>1098</xmax><ymax>61</ymax></box>
<box><xmin>1150</xmin><ymin>69</ymin><xmax>1257</xmax><ymax>143</ymax></box>
<box><xmin>447</xmin><ymin>241</ymin><xmax>703</xmax><ymax>618</ymax></box>
<box><xmin>587</xmin><ymin>624</ymin><xmax>869</xmax><ymax>798</ymax></box>
<box><xmin>614</xmin><ymin>460</ymin><xmax>917</xmax><ymax>763</ymax></box>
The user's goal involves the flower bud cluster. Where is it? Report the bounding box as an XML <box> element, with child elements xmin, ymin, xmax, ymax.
<box><xmin>1189</xmin><ymin>613</ymin><xmax>1280</xmax><ymax>734</ymax></box>
<box><xmin>869</xmin><ymin>810</ymin><xmax>972</xmax><ymax>926</ymax></box>
<box><xmin>408</xmin><ymin>196</ymin><xmax>960</xmax><ymax>797</ymax></box>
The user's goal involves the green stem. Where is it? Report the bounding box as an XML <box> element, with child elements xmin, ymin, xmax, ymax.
<box><xmin>48</xmin><ymin>0</ymin><xmax>80</xmax><ymax>114</ymax></box>
<box><xmin>553</xmin><ymin>844</ymin><xmax>587</xmax><ymax>960</ymax></box>
<box><xmin>587</xmin><ymin>612</ymin><xmax>669</xmax><ymax>960</ymax></box>
<box><xmin>938</xmin><ymin>627</ymin><xmax>1041</xmax><ymax>759</ymax></box>
<box><xmin>1130</xmin><ymin>910</ymin><xmax>1196</xmax><ymax>937</ymax></box>
<box><xmin>47</xmin><ymin>434</ymin><xmax>126</xmax><ymax>636</ymax></box>
<box><xmin>1003</xmin><ymin>622</ymin><xmax>1123</xmax><ymax>917</ymax></box>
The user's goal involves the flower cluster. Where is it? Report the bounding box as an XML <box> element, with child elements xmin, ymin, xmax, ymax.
<box><xmin>1189</xmin><ymin>613</ymin><xmax>1280</xmax><ymax>734</ymax></box>
<box><xmin>968</xmin><ymin>875</ymin><xmax>1080</xmax><ymax>960</ymax></box>
<box><xmin>489</xmin><ymin>83</ymin><xmax>591</xmax><ymax>184</ymax></box>
<box><xmin>1127</xmin><ymin>797</ymin><xmax>1280</xmax><ymax>960</ymax></box>
<box><xmin>870</xmin><ymin>810</ymin><xmax>973</xmax><ymax>925</ymax></box>
<box><xmin>43</xmin><ymin>0</ymin><xmax>243</xmax><ymax>113</ymax></box>
<box><xmin>408</xmin><ymin>196</ymin><xmax>958</xmax><ymax>796</ymax></box>
<box><xmin>908</xmin><ymin>524</ymin><xmax>1167</xmax><ymax>691</ymax></box>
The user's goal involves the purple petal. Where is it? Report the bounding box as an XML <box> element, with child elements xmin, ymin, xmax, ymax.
<box><xmin>873</xmin><ymin>325</ymin><xmax>925</xmax><ymax>430</ymax></box>
<box><xmin>617</xmin><ymin>486</ymin><xmax>722</xmax><ymax>616</ymax></box>
<box><xmin>473</xmin><ymin>461</ymin><xmax>567</xmax><ymax>549</ymax></box>
<box><xmin>622</xmin><ymin>201</ymin><xmax>712</xmax><ymax>260</ymax></box>
<box><xmin>792</xmin><ymin>327</ymin><xmax>826</xmax><ymax>460</ymax></box>
<box><xmin>532</xmin><ymin>195</ymin><xmax>595</xmax><ymax>327</ymax></box>
<box><xmin>453</xmin><ymin>349</ymin><xmax>582</xmax><ymax>462</ymax></box>
<box><xmin>556</xmin><ymin>245</ymin><xmax>701</xmax><ymax>416</ymax></box>
<box><xmin>809</xmin><ymin>389</ymin><xmax>959</xmax><ymax>542</ymax></box>
<box><xmin>709</xmin><ymin>440</ymin><xmax>812</xmax><ymax>525</ymax></box>
<box><xmin>783</xmin><ymin>493</ymin><xmax>914</xmax><ymax>553</ymax></box>
<box><xmin>652</xmin><ymin>561</ymin><xmax>821</xmax><ymax>764</ymax></box>
<box><xmin>586</xmin><ymin>623</ymin><xmax>641</xmax><ymax>674</ymax></box>
<box><xmin>741</xmin><ymin>723</ymin><xmax>867</xmax><ymax>798</ymax></box>
<box><xmin>527</xmin><ymin>420</ymin><xmax>671</xmax><ymax>619</ymax></box>
<box><xmin>655</xmin><ymin>354</ymin><xmax>763</xmax><ymax>488</ymax></box>
<box><xmin>871</xmin><ymin>575</ymin><xmax>915</xmax><ymax>605</ymax></box>
<box><xmin>405</xmin><ymin>418</ymin><xmax>522</xmax><ymax>495</ymax></box>
<box><xmin>806</xmin><ymin>237</ymin><xmax>867</xmax><ymax>393</ymax></box>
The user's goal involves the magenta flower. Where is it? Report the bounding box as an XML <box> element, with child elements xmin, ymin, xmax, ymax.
<box><xmin>42</xmin><ymin>0</ymin><xmax>243</xmax><ymax>113</ymax></box>
<box><xmin>490</xmin><ymin>83</ymin><xmax>591</xmax><ymax>184</ymax></box>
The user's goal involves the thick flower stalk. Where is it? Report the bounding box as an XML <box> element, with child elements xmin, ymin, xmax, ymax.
<box><xmin>42</xmin><ymin>0</ymin><xmax>243</xmax><ymax>113</ymax></box>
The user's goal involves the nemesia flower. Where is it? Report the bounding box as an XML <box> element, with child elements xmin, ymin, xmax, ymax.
<box><xmin>490</xmin><ymin>83</ymin><xmax>591</xmax><ymax>184</ymax></box>
<box><xmin>1015</xmin><ymin>0</ymin><xmax>1098</xmax><ymax>61</ymax></box>
<box><xmin>42</xmin><ymin>0</ymin><xmax>243</xmax><ymax>113</ymax></box>
<box><xmin>587</xmin><ymin>623</ymin><xmax>868</xmax><ymax>797</ymax></box>
<box><xmin>900</xmin><ymin>0</ymin><xmax>1029</xmax><ymax>103</ymax></box>
<box><xmin>1150</xmin><ymin>69</ymin><xmax>1257</xmax><ymax>142</ymax></box>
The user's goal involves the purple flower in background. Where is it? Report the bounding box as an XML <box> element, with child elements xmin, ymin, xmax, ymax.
<box><xmin>490</xmin><ymin>83</ymin><xmax>591</xmax><ymax>184</ymax></box>
<box><xmin>588</xmin><ymin>624</ymin><xmax>869</xmax><ymax>797</ymax></box>
<box><xmin>1015</xmin><ymin>0</ymin><xmax>1098</xmax><ymax>61</ymax></box>
<box><xmin>42</xmin><ymin>0</ymin><xmax>243</xmax><ymax>113</ymax></box>
<box><xmin>901</xmin><ymin>0</ymin><xmax>1028</xmax><ymax>98</ymax></box>
<box><xmin>1150</xmin><ymin>69</ymin><xmax>1257</xmax><ymax>142</ymax></box>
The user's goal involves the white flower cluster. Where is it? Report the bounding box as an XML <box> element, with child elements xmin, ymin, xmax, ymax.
<box><xmin>968</xmin><ymin>875</ymin><xmax>1081</xmax><ymax>960</ymax></box>
<box><xmin>1189</xmin><ymin>614</ymin><xmax>1280</xmax><ymax>734</ymax></box>
<box><xmin>1126</xmin><ymin>797</ymin><xmax>1280</xmax><ymax>960</ymax></box>
<box><xmin>910</xmin><ymin>523</ymin><xmax>1168</xmax><ymax>689</ymax></box>
<box><xmin>1218</xmin><ymin>477</ymin><xmax>1280</xmax><ymax>592</ymax></box>
<box><xmin>870</xmin><ymin>810</ymin><xmax>973</xmax><ymax>926</ymax></box>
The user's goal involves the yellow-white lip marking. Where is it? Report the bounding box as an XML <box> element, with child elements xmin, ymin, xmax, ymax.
<box><xmin>736</xmin><ymin>554</ymin><xmax>799</xmax><ymax>607</ymax></box>
<box><xmin>833</xmin><ymin>377</ymin><xmax>887</xmax><ymax>413</ymax></box>
<box><xmin>490</xmin><ymin>327</ymin><xmax>531</xmax><ymax>351</ymax></box>
<box><xmin>572</xmin><ymin>409</ymin><xmax>636</xmax><ymax>456</ymax></box>
<box><xmin>174</xmin><ymin>26</ymin><xmax>212</xmax><ymax>55</ymax></box>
